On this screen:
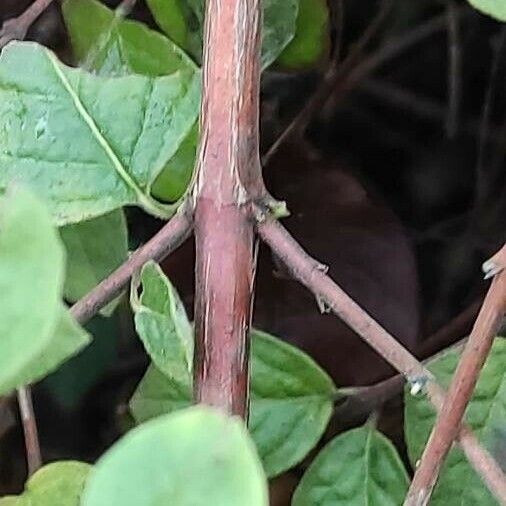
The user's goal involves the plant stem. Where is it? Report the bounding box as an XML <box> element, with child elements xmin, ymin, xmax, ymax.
<box><xmin>192</xmin><ymin>0</ymin><xmax>263</xmax><ymax>417</ymax></box>
<box><xmin>17</xmin><ymin>386</ymin><xmax>41</xmax><ymax>476</ymax></box>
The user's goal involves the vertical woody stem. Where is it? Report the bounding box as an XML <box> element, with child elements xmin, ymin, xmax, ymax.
<box><xmin>192</xmin><ymin>0</ymin><xmax>263</xmax><ymax>416</ymax></box>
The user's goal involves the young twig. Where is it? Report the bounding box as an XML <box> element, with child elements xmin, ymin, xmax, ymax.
<box><xmin>70</xmin><ymin>206</ymin><xmax>193</xmax><ymax>325</ymax></box>
<box><xmin>17</xmin><ymin>386</ymin><xmax>41</xmax><ymax>476</ymax></box>
<box><xmin>405</xmin><ymin>246</ymin><xmax>506</xmax><ymax>506</ymax></box>
<box><xmin>0</xmin><ymin>0</ymin><xmax>54</xmax><ymax>48</ymax></box>
<box><xmin>256</xmin><ymin>213</ymin><xmax>506</xmax><ymax>504</ymax></box>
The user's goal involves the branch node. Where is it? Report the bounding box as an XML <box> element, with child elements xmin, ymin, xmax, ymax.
<box><xmin>483</xmin><ymin>245</ymin><xmax>506</xmax><ymax>279</ymax></box>
<box><xmin>316</xmin><ymin>296</ymin><xmax>331</xmax><ymax>314</ymax></box>
<box><xmin>407</xmin><ymin>375</ymin><xmax>429</xmax><ymax>397</ymax></box>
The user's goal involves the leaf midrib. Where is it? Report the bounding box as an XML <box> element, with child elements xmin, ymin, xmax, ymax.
<box><xmin>46</xmin><ymin>49</ymin><xmax>163</xmax><ymax>216</ymax></box>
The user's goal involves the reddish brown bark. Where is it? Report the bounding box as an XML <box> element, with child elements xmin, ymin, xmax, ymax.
<box><xmin>192</xmin><ymin>0</ymin><xmax>263</xmax><ymax>416</ymax></box>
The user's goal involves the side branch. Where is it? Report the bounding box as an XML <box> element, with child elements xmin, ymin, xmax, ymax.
<box><xmin>256</xmin><ymin>214</ymin><xmax>506</xmax><ymax>504</ymax></box>
<box><xmin>70</xmin><ymin>207</ymin><xmax>193</xmax><ymax>325</ymax></box>
<box><xmin>405</xmin><ymin>245</ymin><xmax>506</xmax><ymax>506</ymax></box>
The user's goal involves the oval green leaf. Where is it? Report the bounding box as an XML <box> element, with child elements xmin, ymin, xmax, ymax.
<box><xmin>82</xmin><ymin>406</ymin><xmax>268</xmax><ymax>506</ymax></box>
<box><xmin>293</xmin><ymin>424</ymin><xmax>409</xmax><ymax>505</ymax></box>
<box><xmin>0</xmin><ymin>187</ymin><xmax>64</xmax><ymax>393</ymax></box>
<box><xmin>249</xmin><ymin>329</ymin><xmax>336</xmax><ymax>477</ymax></box>
<box><xmin>405</xmin><ymin>338</ymin><xmax>506</xmax><ymax>505</ymax></box>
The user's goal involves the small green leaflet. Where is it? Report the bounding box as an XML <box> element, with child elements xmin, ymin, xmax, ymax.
<box><xmin>466</xmin><ymin>0</ymin><xmax>506</xmax><ymax>21</ymax></box>
<box><xmin>0</xmin><ymin>187</ymin><xmax>90</xmax><ymax>396</ymax></box>
<box><xmin>0</xmin><ymin>461</ymin><xmax>92</xmax><ymax>506</ymax></box>
<box><xmin>82</xmin><ymin>407</ymin><xmax>268</xmax><ymax>506</ymax></box>
<box><xmin>293</xmin><ymin>424</ymin><xmax>409</xmax><ymax>506</ymax></box>
<box><xmin>131</xmin><ymin>262</ymin><xmax>193</xmax><ymax>383</ymax></box>
<box><xmin>405</xmin><ymin>338</ymin><xmax>506</xmax><ymax>506</ymax></box>
<box><xmin>128</xmin><ymin>263</ymin><xmax>337</xmax><ymax>477</ymax></box>
<box><xmin>0</xmin><ymin>42</ymin><xmax>200</xmax><ymax>225</ymax></box>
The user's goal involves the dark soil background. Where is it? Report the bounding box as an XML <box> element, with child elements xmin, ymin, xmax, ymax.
<box><xmin>0</xmin><ymin>0</ymin><xmax>505</xmax><ymax>502</ymax></box>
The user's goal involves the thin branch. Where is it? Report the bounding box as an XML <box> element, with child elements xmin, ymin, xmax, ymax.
<box><xmin>405</xmin><ymin>246</ymin><xmax>506</xmax><ymax>506</ymax></box>
<box><xmin>256</xmin><ymin>214</ymin><xmax>506</xmax><ymax>504</ymax></box>
<box><xmin>445</xmin><ymin>1</ymin><xmax>462</xmax><ymax>138</ymax></box>
<box><xmin>17</xmin><ymin>386</ymin><xmax>41</xmax><ymax>476</ymax></box>
<box><xmin>0</xmin><ymin>0</ymin><xmax>54</xmax><ymax>48</ymax></box>
<box><xmin>70</xmin><ymin>207</ymin><xmax>193</xmax><ymax>325</ymax></box>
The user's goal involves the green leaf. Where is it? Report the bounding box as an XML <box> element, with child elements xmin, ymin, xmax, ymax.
<box><xmin>405</xmin><ymin>338</ymin><xmax>506</xmax><ymax>505</ymax></box>
<box><xmin>0</xmin><ymin>306</ymin><xmax>91</xmax><ymax>395</ymax></box>
<box><xmin>0</xmin><ymin>42</ymin><xmax>200</xmax><ymax>225</ymax></box>
<box><xmin>129</xmin><ymin>363</ymin><xmax>192</xmax><ymax>421</ymax></box>
<box><xmin>130</xmin><ymin>332</ymin><xmax>336</xmax><ymax>477</ymax></box>
<box><xmin>82</xmin><ymin>406</ymin><xmax>268</xmax><ymax>506</ymax></box>
<box><xmin>150</xmin><ymin>121</ymin><xmax>198</xmax><ymax>203</ymax></box>
<box><xmin>276</xmin><ymin>0</ymin><xmax>330</xmax><ymax>69</ymax></box>
<box><xmin>147</xmin><ymin>0</ymin><xmax>298</xmax><ymax>69</ymax></box>
<box><xmin>62</xmin><ymin>0</ymin><xmax>198</xmax><ymax>206</ymax></box>
<box><xmin>145</xmin><ymin>0</ymin><xmax>202</xmax><ymax>60</ymax></box>
<box><xmin>249</xmin><ymin>329</ymin><xmax>336</xmax><ymax>477</ymax></box>
<box><xmin>292</xmin><ymin>424</ymin><xmax>409</xmax><ymax>505</ymax></box>
<box><xmin>2</xmin><ymin>461</ymin><xmax>92</xmax><ymax>506</ymax></box>
<box><xmin>128</xmin><ymin>264</ymin><xmax>336</xmax><ymax>477</ymax></box>
<box><xmin>131</xmin><ymin>261</ymin><xmax>193</xmax><ymax>383</ymax></box>
<box><xmin>60</xmin><ymin>210</ymin><xmax>128</xmax><ymax>315</ymax></box>
<box><xmin>0</xmin><ymin>187</ymin><xmax>90</xmax><ymax>395</ymax></box>
<box><xmin>466</xmin><ymin>0</ymin><xmax>506</xmax><ymax>21</ymax></box>
<box><xmin>62</xmin><ymin>0</ymin><xmax>197</xmax><ymax>77</ymax></box>
<box><xmin>0</xmin><ymin>187</ymin><xmax>64</xmax><ymax>393</ymax></box>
